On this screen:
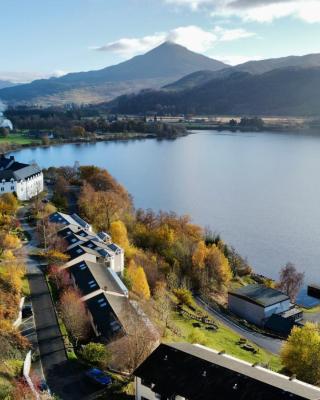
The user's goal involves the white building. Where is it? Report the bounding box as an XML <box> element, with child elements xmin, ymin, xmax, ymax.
<box><xmin>0</xmin><ymin>155</ymin><xmax>43</xmax><ymax>201</ymax></box>
<box><xmin>50</xmin><ymin>211</ymin><xmax>124</xmax><ymax>275</ymax></box>
<box><xmin>228</xmin><ymin>284</ymin><xmax>302</xmax><ymax>327</ymax></box>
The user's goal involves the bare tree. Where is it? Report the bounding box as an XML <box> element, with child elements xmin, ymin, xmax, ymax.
<box><xmin>278</xmin><ymin>262</ymin><xmax>304</xmax><ymax>302</ymax></box>
<box><xmin>107</xmin><ymin>304</ymin><xmax>158</xmax><ymax>373</ymax></box>
<box><xmin>59</xmin><ymin>288</ymin><xmax>90</xmax><ymax>346</ymax></box>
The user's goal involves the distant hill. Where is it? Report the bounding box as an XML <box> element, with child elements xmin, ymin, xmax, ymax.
<box><xmin>0</xmin><ymin>42</ymin><xmax>227</xmax><ymax>106</ymax></box>
<box><xmin>112</xmin><ymin>67</ymin><xmax>320</xmax><ymax>116</ymax></box>
<box><xmin>0</xmin><ymin>80</ymin><xmax>16</xmax><ymax>90</ymax></box>
<box><xmin>165</xmin><ymin>52</ymin><xmax>320</xmax><ymax>92</ymax></box>
<box><xmin>236</xmin><ymin>53</ymin><xmax>320</xmax><ymax>75</ymax></box>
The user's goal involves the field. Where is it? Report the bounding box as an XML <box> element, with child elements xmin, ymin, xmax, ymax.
<box><xmin>0</xmin><ymin>132</ymin><xmax>40</xmax><ymax>145</ymax></box>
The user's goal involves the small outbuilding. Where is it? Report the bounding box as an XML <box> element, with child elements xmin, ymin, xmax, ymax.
<box><xmin>228</xmin><ymin>284</ymin><xmax>302</xmax><ymax>327</ymax></box>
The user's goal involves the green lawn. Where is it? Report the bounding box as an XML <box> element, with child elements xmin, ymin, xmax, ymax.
<box><xmin>0</xmin><ymin>132</ymin><xmax>40</xmax><ymax>145</ymax></box>
<box><xmin>164</xmin><ymin>304</ymin><xmax>282</xmax><ymax>372</ymax></box>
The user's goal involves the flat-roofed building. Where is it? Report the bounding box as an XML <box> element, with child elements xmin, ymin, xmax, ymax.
<box><xmin>228</xmin><ymin>284</ymin><xmax>302</xmax><ymax>327</ymax></box>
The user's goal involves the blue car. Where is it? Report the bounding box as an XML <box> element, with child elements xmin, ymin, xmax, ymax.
<box><xmin>85</xmin><ymin>368</ymin><xmax>112</xmax><ymax>386</ymax></box>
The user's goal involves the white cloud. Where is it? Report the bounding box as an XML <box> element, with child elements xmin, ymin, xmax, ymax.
<box><xmin>0</xmin><ymin>70</ymin><xmax>67</xmax><ymax>84</ymax></box>
<box><xmin>213</xmin><ymin>54</ymin><xmax>263</xmax><ymax>65</ymax></box>
<box><xmin>164</xmin><ymin>0</ymin><xmax>320</xmax><ymax>23</ymax></box>
<box><xmin>92</xmin><ymin>35</ymin><xmax>165</xmax><ymax>56</ymax></box>
<box><xmin>213</xmin><ymin>26</ymin><xmax>256</xmax><ymax>41</ymax></box>
<box><xmin>93</xmin><ymin>25</ymin><xmax>255</xmax><ymax>56</ymax></box>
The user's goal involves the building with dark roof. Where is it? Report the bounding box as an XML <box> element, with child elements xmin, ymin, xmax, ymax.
<box><xmin>228</xmin><ymin>284</ymin><xmax>302</xmax><ymax>327</ymax></box>
<box><xmin>0</xmin><ymin>155</ymin><xmax>43</xmax><ymax>200</ymax></box>
<box><xmin>86</xmin><ymin>292</ymin><xmax>124</xmax><ymax>340</ymax></box>
<box><xmin>134</xmin><ymin>343</ymin><xmax>320</xmax><ymax>400</ymax></box>
<box><xmin>51</xmin><ymin>211</ymin><xmax>125</xmax><ymax>275</ymax></box>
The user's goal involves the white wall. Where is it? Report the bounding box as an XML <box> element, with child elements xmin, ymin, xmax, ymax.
<box><xmin>65</xmin><ymin>253</ymin><xmax>96</xmax><ymax>269</ymax></box>
<box><xmin>228</xmin><ymin>294</ymin><xmax>291</xmax><ymax>326</ymax></box>
<box><xmin>135</xmin><ymin>377</ymin><xmax>158</xmax><ymax>400</ymax></box>
<box><xmin>135</xmin><ymin>378</ymin><xmax>183</xmax><ymax>400</ymax></box>
<box><xmin>113</xmin><ymin>251</ymin><xmax>124</xmax><ymax>275</ymax></box>
<box><xmin>0</xmin><ymin>179</ymin><xmax>17</xmax><ymax>196</ymax></box>
<box><xmin>15</xmin><ymin>172</ymin><xmax>44</xmax><ymax>201</ymax></box>
<box><xmin>264</xmin><ymin>299</ymin><xmax>291</xmax><ymax>318</ymax></box>
<box><xmin>228</xmin><ymin>294</ymin><xmax>266</xmax><ymax>326</ymax></box>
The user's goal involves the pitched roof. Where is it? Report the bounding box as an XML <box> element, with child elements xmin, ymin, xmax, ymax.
<box><xmin>69</xmin><ymin>261</ymin><xmax>100</xmax><ymax>297</ymax></box>
<box><xmin>229</xmin><ymin>284</ymin><xmax>289</xmax><ymax>307</ymax></box>
<box><xmin>134</xmin><ymin>343</ymin><xmax>320</xmax><ymax>400</ymax></box>
<box><xmin>86</xmin><ymin>292</ymin><xmax>124</xmax><ymax>340</ymax></box>
<box><xmin>0</xmin><ymin>155</ymin><xmax>41</xmax><ymax>181</ymax></box>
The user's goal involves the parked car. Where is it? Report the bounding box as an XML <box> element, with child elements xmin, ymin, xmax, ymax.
<box><xmin>22</xmin><ymin>305</ymin><xmax>33</xmax><ymax>318</ymax></box>
<box><xmin>85</xmin><ymin>368</ymin><xmax>112</xmax><ymax>387</ymax></box>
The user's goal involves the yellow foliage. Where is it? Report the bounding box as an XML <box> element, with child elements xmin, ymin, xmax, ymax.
<box><xmin>127</xmin><ymin>262</ymin><xmax>150</xmax><ymax>300</ymax></box>
<box><xmin>110</xmin><ymin>220</ymin><xmax>130</xmax><ymax>250</ymax></box>
<box><xmin>206</xmin><ymin>244</ymin><xmax>232</xmax><ymax>287</ymax></box>
<box><xmin>1</xmin><ymin>233</ymin><xmax>21</xmax><ymax>251</ymax></box>
<box><xmin>192</xmin><ymin>241</ymin><xmax>207</xmax><ymax>269</ymax></box>
<box><xmin>0</xmin><ymin>193</ymin><xmax>19</xmax><ymax>215</ymax></box>
<box><xmin>281</xmin><ymin>322</ymin><xmax>320</xmax><ymax>385</ymax></box>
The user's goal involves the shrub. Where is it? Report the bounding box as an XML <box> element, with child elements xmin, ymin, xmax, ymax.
<box><xmin>80</xmin><ymin>342</ymin><xmax>110</xmax><ymax>368</ymax></box>
<box><xmin>174</xmin><ymin>288</ymin><xmax>194</xmax><ymax>308</ymax></box>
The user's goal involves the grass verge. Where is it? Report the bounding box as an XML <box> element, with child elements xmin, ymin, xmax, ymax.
<box><xmin>164</xmin><ymin>301</ymin><xmax>282</xmax><ymax>372</ymax></box>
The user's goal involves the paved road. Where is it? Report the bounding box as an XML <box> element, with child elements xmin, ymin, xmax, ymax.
<box><xmin>20</xmin><ymin>208</ymin><xmax>105</xmax><ymax>400</ymax></box>
<box><xmin>196</xmin><ymin>297</ymin><xmax>283</xmax><ymax>354</ymax></box>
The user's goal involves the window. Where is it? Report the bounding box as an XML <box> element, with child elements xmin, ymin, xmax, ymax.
<box><xmin>11</xmin><ymin>186</ymin><xmax>14</xmax><ymax>191</ymax></box>
<box><xmin>0</xmin><ymin>187</ymin><xmax>4</xmax><ymax>192</ymax></box>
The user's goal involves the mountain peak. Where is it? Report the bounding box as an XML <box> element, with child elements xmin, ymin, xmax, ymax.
<box><xmin>0</xmin><ymin>41</ymin><xmax>228</xmax><ymax>106</ymax></box>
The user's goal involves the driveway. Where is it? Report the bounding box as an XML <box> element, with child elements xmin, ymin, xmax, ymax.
<box><xmin>196</xmin><ymin>297</ymin><xmax>283</xmax><ymax>354</ymax></box>
<box><xmin>20</xmin><ymin>207</ymin><xmax>106</xmax><ymax>399</ymax></box>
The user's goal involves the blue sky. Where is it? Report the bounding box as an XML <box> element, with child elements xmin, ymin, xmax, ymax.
<box><xmin>1</xmin><ymin>0</ymin><xmax>320</xmax><ymax>82</ymax></box>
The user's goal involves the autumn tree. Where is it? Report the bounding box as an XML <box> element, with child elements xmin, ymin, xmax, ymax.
<box><xmin>107</xmin><ymin>305</ymin><xmax>158</xmax><ymax>373</ymax></box>
<box><xmin>0</xmin><ymin>193</ymin><xmax>19</xmax><ymax>215</ymax></box>
<box><xmin>192</xmin><ymin>240</ymin><xmax>207</xmax><ymax>269</ymax></box>
<box><xmin>48</xmin><ymin>264</ymin><xmax>71</xmax><ymax>289</ymax></box>
<box><xmin>127</xmin><ymin>261</ymin><xmax>150</xmax><ymax>300</ymax></box>
<box><xmin>59</xmin><ymin>288</ymin><xmax>90</xmax><ymax>346</ymax></box>
<box><xmin>205</xmin><ymin>244</ymin><xmax>232</xmax><ymax>289</ymax></box>
<box><xmin>78</xmin><ymin>182</ymin><xmax>131</xmax><ymax>231</ymax></box>
<box><xmin>174</xmin><ymin>288</ymin><xmax>194</xmax><ymax>308</ymax></box>
<box><xmin>41</xmin><ymin>249</ymin><xmax>69</xmax><ymax>266</ymax></box>
<box><xmin>281</xmin><ymin>323</ymin><xmax>320</xmax><ymax>385</ymax></box>
<box><xmin>36</xmin><ymin>218</ymin><xmax>66</xmax><ymax>252</ymax></box>
<box><xmin>71</xmin><ymin>125</ymin><xmax>86</xmax><ymax>137</ymax></box>
<box><xmin>278</xmin><ymin>262</ymin><xmax>304</xmax><ymax>302</ymax></box>
<box><xmin>0</xmin><ymin>233</ymin><xmax>21</xmax><ymax>255</ymax></box>
<box><xmin>154</xmin><ymin>281</ymin><xmax>172</xmax><ymax>333</ymax></box>
<box><xmin>110</xmin><ymin>220</ymin><xmax>130</xmax><ymax>250</ymax></box>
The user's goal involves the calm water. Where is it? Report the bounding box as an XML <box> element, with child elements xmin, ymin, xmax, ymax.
<box><xmin>11</xmin><ymin>130</ymin><xmax>320</xmax><ymax>284</ymax></box>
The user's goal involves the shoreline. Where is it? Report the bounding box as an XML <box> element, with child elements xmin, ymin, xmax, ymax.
<box><xmin>3</xmin><ymin>124</ymin><xmax>320</xmax><ymax>156</ymax></box>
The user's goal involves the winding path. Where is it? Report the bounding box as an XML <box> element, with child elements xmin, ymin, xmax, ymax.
<box><xmin>196</xmin><ymin>297</ymin><xmax>283</xmax><ymax>354</ymax></box>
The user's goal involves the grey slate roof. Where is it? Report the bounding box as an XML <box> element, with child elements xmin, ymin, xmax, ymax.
<box><xmin>134</xmin><ymin>343</ymin><xmax>320</xmax><ymax>400</ymax></box>
<box><xmin>229</xmin><ymin>284</ymin><xmax>289</xmax><ymax>307</ymax></box>
<box><xmin>86</xmin><ymin>292</ymin><xmax>124</xmax><ymax>340</ymax></box>
<box><xmin>0</xmin><ymin>155</ymin><xmax>41</xmax><ymax>182</ymax></box>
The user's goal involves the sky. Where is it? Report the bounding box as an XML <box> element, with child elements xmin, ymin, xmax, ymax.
<box><xmin>1</xmin><ymin>0</ymin><xmax>320</xmax><ymax>82</ymax></box>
